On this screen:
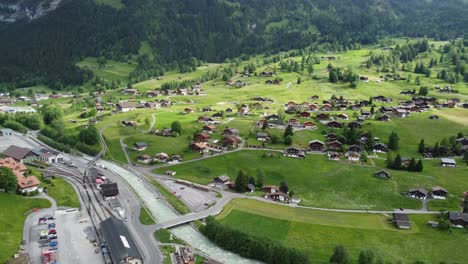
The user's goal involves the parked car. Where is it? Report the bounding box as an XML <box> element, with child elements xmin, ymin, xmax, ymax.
<box><xmin>49</xmin><ymin>240</ymin><xmax>58</xmax><ymax>250</ymax></box>
<box><xmin>38</xmin><ymin>218</ymin><xmax>47</xmax><ymax>225</ymax></box>
<box><xmin>48</xmin><ymin>223</ymin><xmax>56</xmax><ymax>229</ymax></box>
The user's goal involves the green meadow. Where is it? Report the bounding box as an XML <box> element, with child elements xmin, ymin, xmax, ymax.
<box><xmin>216</xmin><ymin>199</ymin><xmax>468</xmax><ymax>263</ymax></box>
<box><xmin>155</xmin><ymin>150</ymin><xmax>468</xmax><ymax>210</ymax></box>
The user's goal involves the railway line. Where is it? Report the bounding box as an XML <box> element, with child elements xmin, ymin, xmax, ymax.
<box><xmin>42</xmin><ymin>165</ymin><xmax>113</xmax><ymax>248</ymax></box>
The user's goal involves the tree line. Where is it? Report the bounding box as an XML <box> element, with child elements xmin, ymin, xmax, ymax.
<box><xmin>201</xmin><ymin>217</ymin><xmax>310</xmax><ymax>264</ymax></box>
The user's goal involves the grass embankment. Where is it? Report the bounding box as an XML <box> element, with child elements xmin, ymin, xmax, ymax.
<box><xmin>217</xmin><ymin>199</ymin><xmax>468</xmax><ymax>263</ymax></box>
<box><xmin>149</xmin><ymin>179</ymin><xmax>191</xmax><ymax>215</ymax></box>
<box><xmin>44</xmin><ymin>177</ymin><xmax>80</xmax><ymax>208</ymax></box>
<box><xmin>154</xmin><ymin>229</ymin><xmax>186</xmax><ymax>245</ymax></box>
<box><xmin>0</xmin><ymin>193</ymin><xmax>51</xmax><ymax>263</ymax></box>
<box><xmin>139</xmin><ymin>206</ymin><xmax>156</xmax><ymax>225</ymax></box>
<box><xmin>159</xmin><ymin>246</ymin><xmax>176</xmax><ymax>264</ymax></box>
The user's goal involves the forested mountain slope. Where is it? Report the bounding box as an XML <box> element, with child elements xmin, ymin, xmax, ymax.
<box><xmin>0</xmin><ymin>0</ymin><xmax>467</xmax><ymax>89</ymax></box>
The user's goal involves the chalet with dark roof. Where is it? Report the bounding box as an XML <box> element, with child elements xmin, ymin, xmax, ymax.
<box><xmin>327</xmin><ymin>121</ymin><xmax>343</xmax><ymax>129</ymax></box>
<box><xmin>408</xmin><ymin>188</ymin><xmax>428</xmax><ymax>199</ymax></box>
<box><xmin>376</xmin><ymin>115</ymin><xmax>390</xmax><ymax>122</ymax></box>
<box><xmin>327</xmin><ymin>140</ymin><xmax>343</xmax><ymax>151</ymax></box>
<box><xmin>375</xmin><ymin>170</ymin><xmax>391</xmax><ymax>180</ymax></box>
<box><xmin>348</xmin><ymin>121</ymin><xmax>362</xmax><ymax>129</ymax></box>
<box><xmin>373</xmin><ymin>143</ymin><xmax>388</xmax><ymax>153</ymax></box>
<box><xmin>309</xmin><ymin>140</ymin><xmax>325</xmax><ymax>152</ymax></box>
<box><xmin>316</xmin><ymin>113</ymin><xmax>330</xmax><ymax>120</ymax></box>
<box><xmin>449</xmin><ymin>212</ymin><xmax>468</xmax><ymax>227</ymax></box>
<box><xmin>431</xmin><ymin>186</ymin><xmax>448</xmax><ymax>199</ymax></box>
<box><xmin>283</xmin><ymin>147</ymin><xmax>305</xmax><ymax>158</ymax></box>
<box><xmin>348</xmin><ymin>145</ymin><xmax>362</xmax><ymax>153</ymax></box>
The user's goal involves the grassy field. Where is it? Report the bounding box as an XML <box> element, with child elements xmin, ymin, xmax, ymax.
<box><xmin>0</xmin><ymin>193</ymin><xmax>51</xmax><ymax>263</ymax></box>
<box><xmin>217</xmin><ymin>199</ymin><xmax>468</xmax><ymax>263</ymax></box>
<box><xmin>44</xmin><ymin>177</ymin><xmax>80</xmax><ymax>208</ymax></box>
<box><xmin>139</xmin><ymin>207</ymin><xmax>156</xmax><ymax>225</ymax></box>
<box><xmin>77</xmin><ymin>57</ymin><xmax>135</xmax><ymax>82</ymax></box>
<box><xmin>155</xmin><ymin>150</ymin><xmax>468</xmax><ymax>210</ymax></box>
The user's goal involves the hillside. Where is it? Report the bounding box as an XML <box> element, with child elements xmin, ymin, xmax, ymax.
<box><xmin>0</xmin><ymin>0</ymin><xmax>467</xmax><ymax>89</ymax></box>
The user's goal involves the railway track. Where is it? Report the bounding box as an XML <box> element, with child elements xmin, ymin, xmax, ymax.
<box><xmin>43</xmin><ymin>166</ymin><xmax>112</xmax><ymax>246</ymax></box>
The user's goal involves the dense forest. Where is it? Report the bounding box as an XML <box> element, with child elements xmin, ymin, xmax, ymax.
<box><xmin>0</xmin><ymin>0</ymin><xmax>467</xmax><ymax>89</ymax></box>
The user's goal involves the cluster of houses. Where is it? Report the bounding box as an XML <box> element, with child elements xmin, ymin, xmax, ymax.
<box><xmin>211</xmin><ymin>176</ymin><xmax>298</xmax><ymax>203</ymax></box>
<box><xmin>0</xmin><ymin>157</ymin><xmax>40</xmax><ymax>193</ymax></box>
<box><xmin>114</xmin><ymin>99</ymin><xmax>172</xmax><ymax>113</ymax></box>
<box><xmin>407</xmin><ymin>186</ymin><xmax>448</xmax><ymax>200</ymax></box>
<box><xmin>123</xmin><ymin>83</ymin><xmax>206</xmax><ymax>98</ymax></box>
<box><xmin>189</xmin><ymin>127</ymin><xmax>240</xmax><ymax>154</ymax></box>
<box><xmin>0</xmin><ymin>143</ymin><xmax>64</xmax><ymax>193</ymax></box>
<box><xmin>137</xmin><ymin>152</ymin><xmax>183</xmax><ymax>164</ymax></box>
<box><xmin>394</xmin><ymin>209</ymin><xmax>468</xmax><ymax>230</ymax></box>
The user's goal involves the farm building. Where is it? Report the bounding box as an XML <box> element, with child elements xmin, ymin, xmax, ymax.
<box><xmin>440</xmin><ymin>158</ymin><xmax>456</xmax><ymax>167</ymax></box>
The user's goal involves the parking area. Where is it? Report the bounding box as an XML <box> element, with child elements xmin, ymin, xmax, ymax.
<box><xmin>162</xmin><ymin>180</ymin><xmax>219</xmax><ymax>212</ymax></box>
<box><xmin>26</xmin><ymin>209</ymin><xmax>104</xmax><ymax>264</ymax></box>
<box><xmin>0</xmin><ymin>134</ymin><xmax>40</xmax><ymax>152</ymax></box>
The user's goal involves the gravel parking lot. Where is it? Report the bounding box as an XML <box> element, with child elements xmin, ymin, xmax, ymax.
<box><xmin>162</xmin><ymin>180</ymin><xmax>218</xmax><ymax>212</ymax></box>
<box><xmin>26</xmin><ymin>209</ymin><xmax>104</xmax><ymax>264</ymax></box>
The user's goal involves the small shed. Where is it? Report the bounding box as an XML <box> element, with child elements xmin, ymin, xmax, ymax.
<box><xmin>375</xmin><ymin>170</ymin><xmax>391</xmax><ymax>180</ymax></box>
<box><xmin>393</xmin><ymin>213</ymin><xmax>411</xmax><ymax>229</ymax></box>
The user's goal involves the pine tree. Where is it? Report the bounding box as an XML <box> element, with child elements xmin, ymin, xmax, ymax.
<box><xmin>279</xmin><ymin>181</ymin><xmax>289</xmax><ymax>193</ymax></box>
<box><xmin>393</xmin><ymin>154</ymin><xmax>403</xmax><ymax>170</ymax></box>
<box><xmin>284</xmin><ymin>125</ymin><xmax>294</xmax><ymax>138</ymax></box>
<box><xmin>256</xmin><ymin>169</ymin><xmax>265</xmax><ymax>187</ymax></box>
<box><xmin>358</xmin><ymin>250</ymin><xmax>375</xmax><ymax>264</ymax></box>
<box><xmin>262</xmin><ymin>119</ymin><xmax>269</xmax><ymax>131</ymax></box>
<box><xmin>415</xmin><ymin>159</ymin><xmax>424</xmax><ymax>172</ymax></box>
<box><xmin>463</xmin><ymin>152</ymin><xmax>468</xmax><ymax>166</ymax></box>
<box><xmin>330</xmin><ymin>245</ymin><xmax>350</xmax><ymax>264</ymax></box>
<box><xmin>418</xmin><ymin>139</ymin><xmax>425</xmax><ymax>154</ymax></box>
<box><xmin>365</xmin><ymin>131</ymin><xmax>375</xmax><ymax>151</ymax></box>
<box><xmin>388</xmin><ymin>131</ymin><xmax>399</xmax><ymax>151</ymax></box>
<box><xmin>408</xmin><ymin>158</ymin><xmax>417</xmax><ymax>171</ymax></box>
<box><xmin>235</xmin><ymin>170</ymin><xmax>249</xmax><ymax>192</ymax></box>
